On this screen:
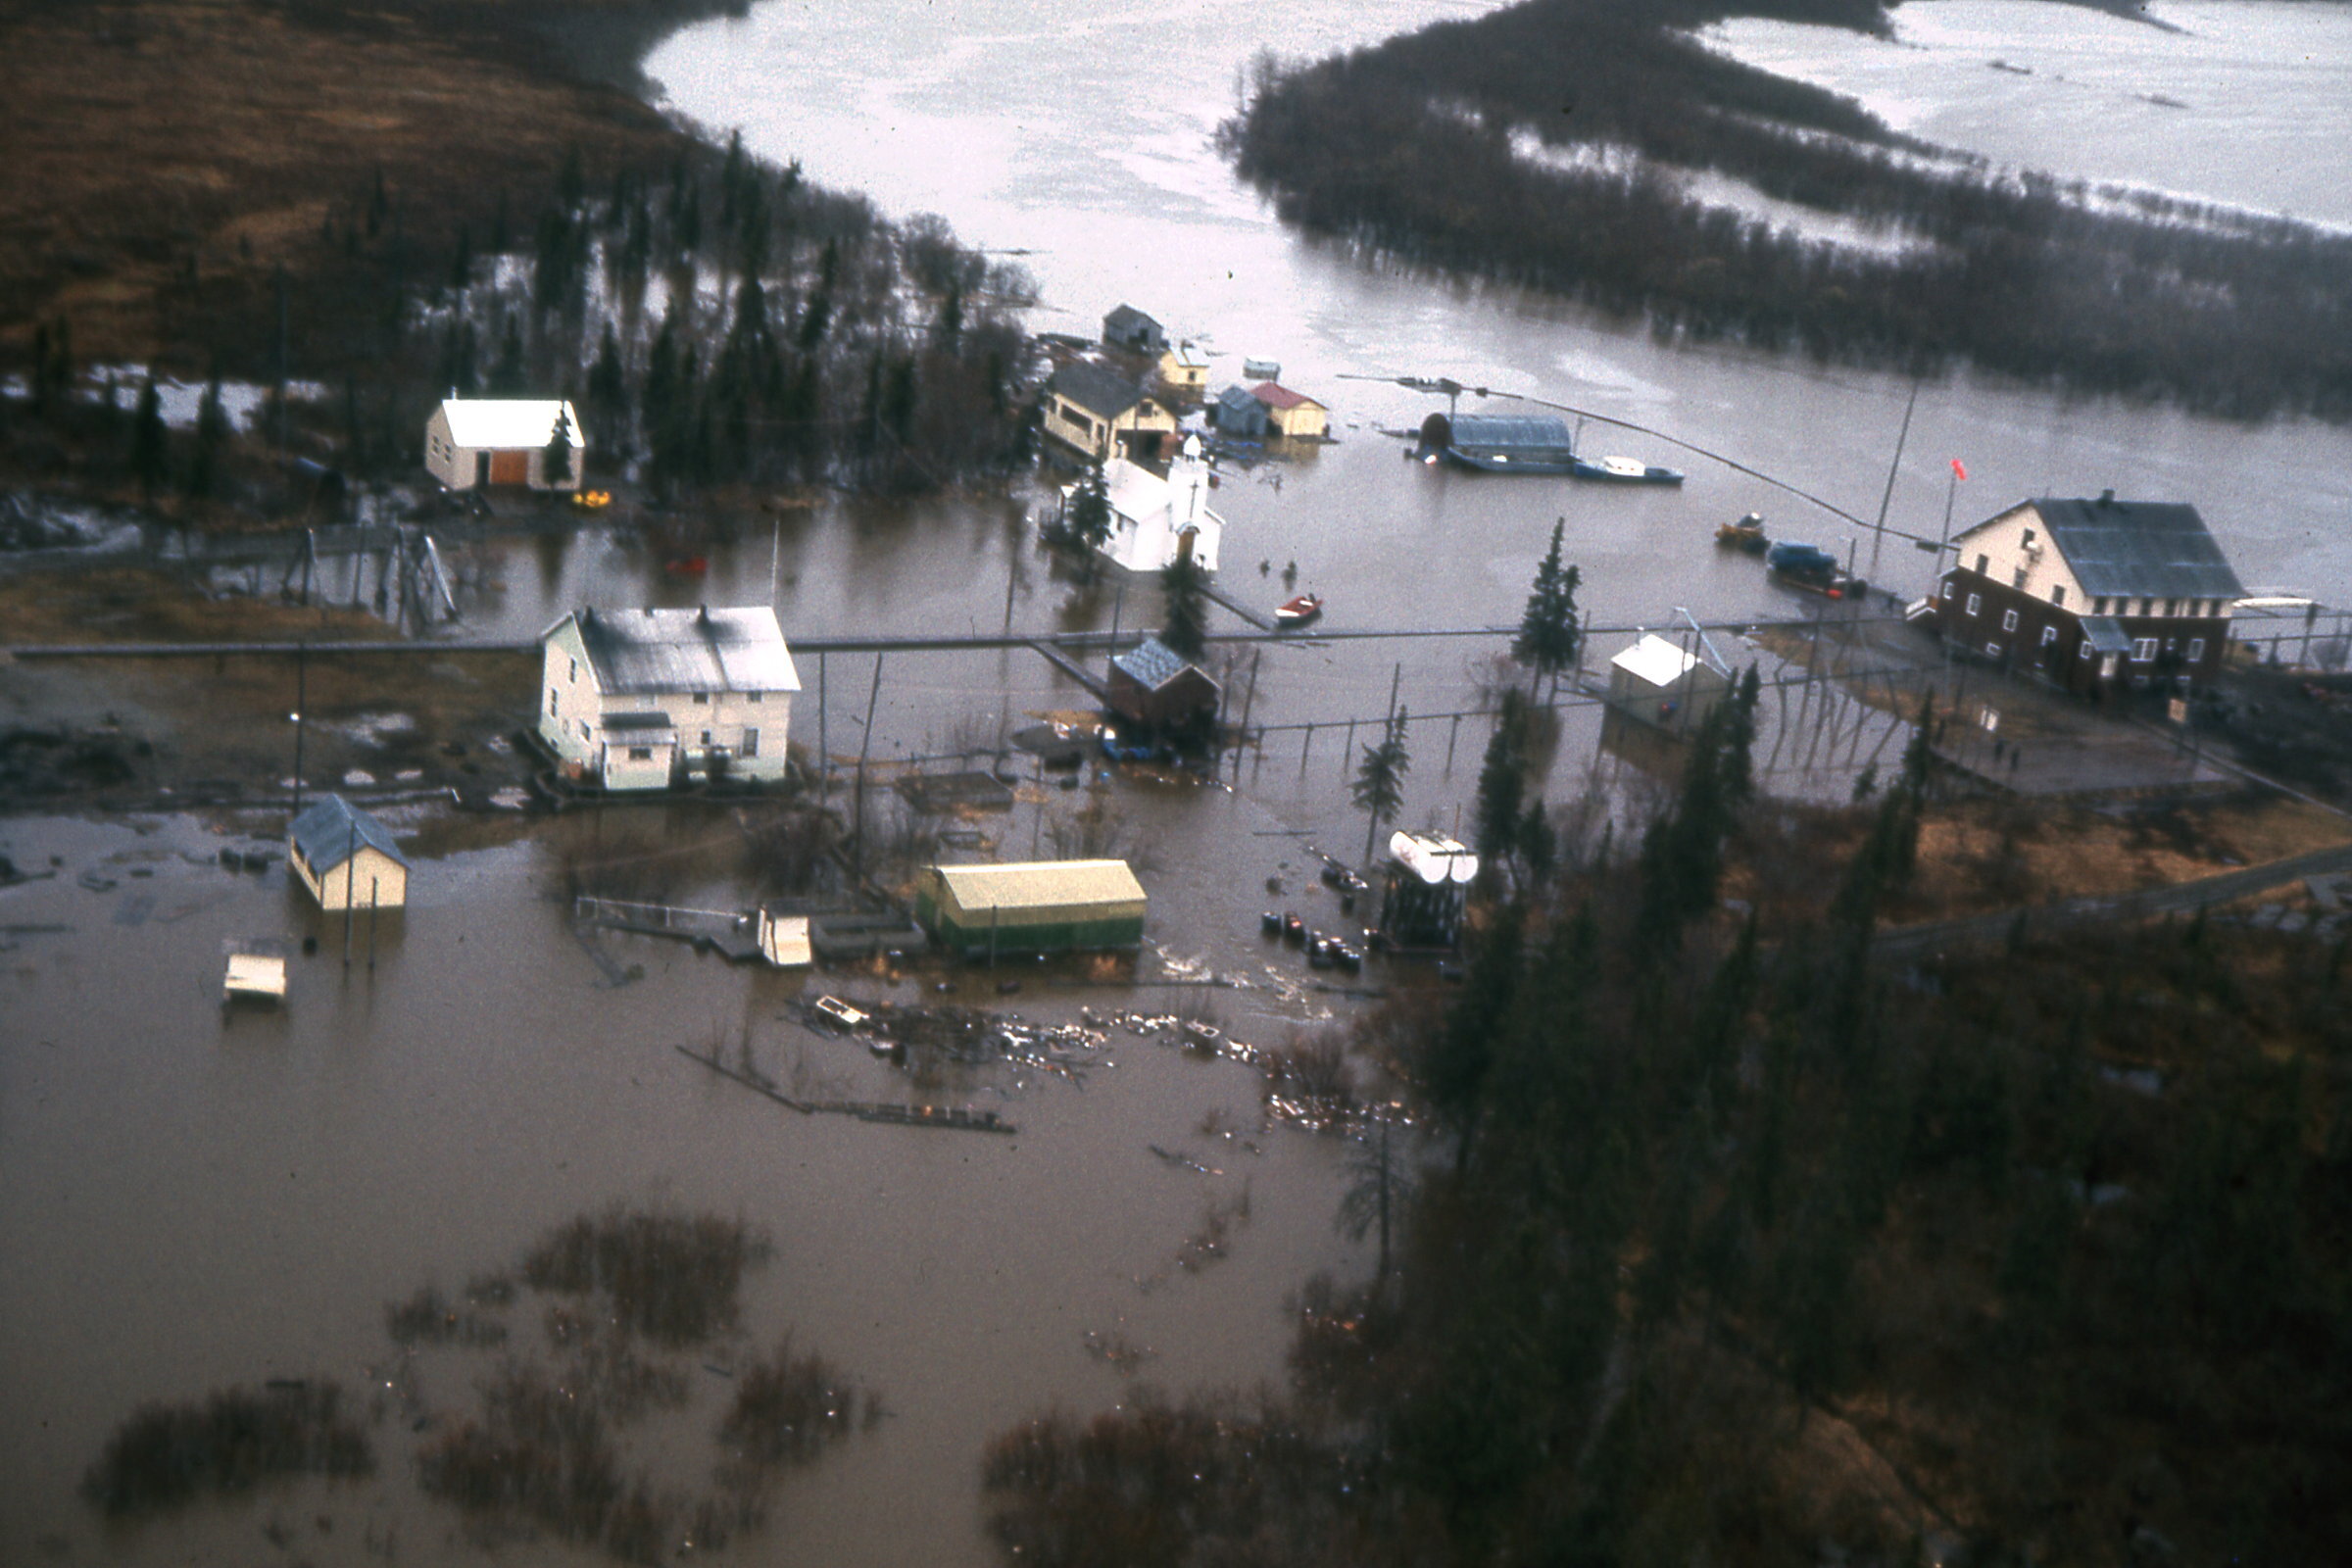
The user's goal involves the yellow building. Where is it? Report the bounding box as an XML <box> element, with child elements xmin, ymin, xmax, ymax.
<box><xmin>1156</xmin><ymin>341</ymin><xmax>1209</xmax><ymax>400</ymax></box>
<box><xmin>288</xmin><ymin>795</ymin><xmax>410</xmax><ymax>911</ymax></box>
<box><xmin>1250</xmin><ymin>381</ymin><xmax>1328</xmax><ymax>440</ymax></box>
<box><xmin>1042</xmin><ymin>363</ymin><xmax>1179</xmax><ymax>464</ymax></box>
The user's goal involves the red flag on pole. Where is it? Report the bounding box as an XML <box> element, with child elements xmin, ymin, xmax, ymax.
<box><xmin>1950</xmin><ymin>459</ymin><xmax>1968</xmax><ymax>481</ymax></box>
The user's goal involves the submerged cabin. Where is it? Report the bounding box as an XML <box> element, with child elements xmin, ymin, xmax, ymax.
<box><xmin>1420</xmin><ymin>413</ymin><xmax>1576</xmax><ymax>473</ymax></box>
<box><xmin>424</xmin><ymin>398</ymin><xmax>584</xmax><ymax>492</ymax></box>
<box><xmin>289</xmin><ymin>794</ymin><xmax>411</xmax><ymax>911</ymax></box>
<box><xmin>1106</xmin><ymin>637</ymin><xmax>1222</xmax><ymax>734</ymax></box>
<box><xmin>1042</xmin><ymin>362</ymin><xmax>1180</xmax><ymax>465</ymax></box>
<box><xmin>539</xmin><ymin>606</ymin><xmax>801</xmax><ymax>791</ymax></box>
<box><xmin>1211</xmin><ymin>384</ymin><xmax>1269</xmax><ymax>439</ymax></box>
<box><xmin>914</xmin><ymin>859</ymin><xmax>1148</xmax><ymax>956</ymax></box>
<box><xmin>1380</xmin><ymin>831</ymin><xmax>1478</xmax><ymax>950</ymax></box>
<box><xmin>1250</xmin><ymin>381</ymin><xmax>1328</xmax><ymax>440</ymax></box>
<box><xmin>1608</xmin><ymin>633</ymin><xmax>1731</xmax><ymax>735</ymax></box>
<box><xmin>1102</xmin><ymin>305</ymin><xmax>1168</xmax><ymax>357</ymax></box>
<box><xmin>1156</xmin><ymin>341</ymin><xmax>1210</xmax><ymax>399</ymax></box>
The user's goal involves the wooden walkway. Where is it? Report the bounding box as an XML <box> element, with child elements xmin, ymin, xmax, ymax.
<box><xmin>1200</xmin><ymin>584</ymin><xmax>1274</xmax><ymax>632</ymax></box>
<box><xmin>576</xmin><ymin>897</ymin><xmax>762</xmax><ymax>960</ymax></box>
<box><xmin>1028</xmin><ymin>639</ymin><xmax>1111</xmax><ymax>701</ymax></box>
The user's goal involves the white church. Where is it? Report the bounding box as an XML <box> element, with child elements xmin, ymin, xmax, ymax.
<box><xmin>1074</xmin><ymin>437</ymin><xmax>1224</xmax><ymax>575</ymax></box>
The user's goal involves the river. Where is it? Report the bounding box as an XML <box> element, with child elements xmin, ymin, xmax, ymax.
<box><xmin>5</xmin><ymin>2</ymin><xmax>2351</xmax><ymax>1564</ymax></box>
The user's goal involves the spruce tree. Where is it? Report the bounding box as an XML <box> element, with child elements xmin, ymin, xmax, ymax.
<box><xmin>1352</xmin><ymin>707</ymin><xmax>1411</xmax><ymax>864</ymax></box>
<box><xmin>129</xmin><ymin>376</ymin><xmax>168</xmax><ymax>502</ymax></box>
<box><xmin>1511</xmin><ymin>517</ymin><xmax>1582</xmax><ymax>699</ymax></box>
<box><xmin>1159</xmin><ymin>556</ymin><xmax>1210</xmax><ymax>662</ymax></box>
<box><xmin>184</xmin><ymin>371</ymin><xmax>227</xmax><ymax>503</ymax></box>
<box><xmin>1067</xmin><ymin>462</ymin><xmax>1112</xmax><ymax>558</ymax></box>
<box><xmin>544</xmin><ymin>405</ymin><xmax>575</xmax><ymax>487</ymax></box>
<box><xmin>1472</xmin><ymin>689</ymin><xmax>1530</xmax><ymax>865</ymax></box>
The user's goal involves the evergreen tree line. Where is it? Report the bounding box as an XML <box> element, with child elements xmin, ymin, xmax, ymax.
<box><xmin>417</xmin><ymin>136</ymin><xmax>1038</xmax><ymax>493</ymax></box>
<box><xmin>981</xmin><ymin>692</ymin><xmax>2352</xmax><ymax>1564</ymax></box>
<box><xmin>1221</xmin><ymin>0</ymin><xmax>2352</xmax><ymax>420</ymax></box>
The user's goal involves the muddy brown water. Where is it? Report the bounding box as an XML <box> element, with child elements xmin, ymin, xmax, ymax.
<box><xmin>0</xmin><ymin>799</ymin><xmax>1378</xmax><ymax>1565</ymax></box>
<box><xmin>9</xmin><ymin>0</ymin><xmax>2352</xmax><ymax>1560</ymax></box>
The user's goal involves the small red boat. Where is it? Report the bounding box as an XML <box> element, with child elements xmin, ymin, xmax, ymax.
<box><xmin>664</xmin><ymin>556</ymin><xmax>709</xmax><ymax>576</ymax></box>
<box><xmin>1275</xmin><ymin>593</ymin><xmax>1323</xmax><ymax>628</ymax></box>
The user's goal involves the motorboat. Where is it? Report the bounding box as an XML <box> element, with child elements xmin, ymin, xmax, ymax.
<box><xmin>1275</xmin><ymin>592</ymin><xmax>1324</xmax><ymax>627</ymax></box>
<box><xmin>1717</xmin><ymin>512</ymin><xmax>1768</xmax><ymax>553</ymax></box>
<box><xmin>1574</xmin><ymin>454</ymin><xmax>1685</xmax><ymax>484</ymax></box>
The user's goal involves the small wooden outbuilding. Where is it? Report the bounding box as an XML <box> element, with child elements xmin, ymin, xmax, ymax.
<box><xmin>424</xmin><ymin>398</ymin><xmax>584</xmax><ymax>492</ymax></box>
<box><xmin>914</xmin><ymin>859</ymin><xmax>1148</xmax><ymax>956</ymax></box>
<box><xmin>1250</xmin><ymin>381</ymin><xmax>1327</xmax><ymax>440</ymax></box>
<box><xmin>1106</xmin><ymin>637</ymin><xmax>1221</xmax><ymax>734</ymax></box>
<box><xmin>1607</xmin><ymin>633</ymin><xmax>1730</xmax><ymax>735</ymax></box>
<box><xmin>289</xmin><ymin>794</ymin><xmax>411</xmax><ymax>911</ymax></box>
<box><xmin>1102</xmin><ymin>305</ymin><xmax>1168</xmax><ymax>357</ymax></box>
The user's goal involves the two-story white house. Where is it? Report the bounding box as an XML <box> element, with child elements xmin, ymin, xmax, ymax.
<box><xmin>537</xmin><ymin>606</ymin><xmax>800</xmax><ymax>791</ymax></box>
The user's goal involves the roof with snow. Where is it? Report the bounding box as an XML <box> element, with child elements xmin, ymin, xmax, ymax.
<box><xmin>546</xmin><ymin>607</ymin><xmax>801</xmax><ymax>696</ymax></box>
<box><xmin>435</xmin><ymin>399</ymin><xmax>579</xmax><ymax>451</ymax></box>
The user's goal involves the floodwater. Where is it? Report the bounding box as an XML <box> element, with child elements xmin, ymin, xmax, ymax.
<box><xmin>7</xmin><ymin>0</ymin><xmax>2352</xmax><ymax>1561</ymax></box>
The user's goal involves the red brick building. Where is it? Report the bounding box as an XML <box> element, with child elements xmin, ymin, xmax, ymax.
<box><xmin>1935</xmin><ymin>494</ymin><xmax>2244</xmax><ymax>696</ymax></box>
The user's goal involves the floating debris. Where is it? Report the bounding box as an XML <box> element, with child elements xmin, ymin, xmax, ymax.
<box><xmin>1148</xmin><ymin>1144</ymin><xmax>1222</xmax><ymax>1176</ymax></box>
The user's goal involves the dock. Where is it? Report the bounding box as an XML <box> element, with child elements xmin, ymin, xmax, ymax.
<box><xmin>1200</xmin><ymin>584</ymin><xmax>1274</xmax><ymax>632</ymax></box>
<box><xmin>575</xmin><ymin>896</ymin><xmax>761</xmax><ymax>960</ymax></box>
<box><xmin>674</xmin><ymin>1045</ymin><xmax>1016</xmax><ymax>1134</ymax></box>
<box><xmin>1029</xmin><ymin>639</ymin><xmax>1112</xmax><ymax>701</ymax></box>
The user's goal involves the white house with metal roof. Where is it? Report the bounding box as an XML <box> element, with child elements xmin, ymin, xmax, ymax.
<box><xmin>424</xmin><ymin>398</ymin><xmax>584</xmax><ymax>492</ymax></box>
<box><xmin>538</xmin><ymin>606</ymin><xmax>800</xmax><ymax>791</ymax></box>
<box><xmin>288</xmin><ymin>794</ymin><xmax>411</xmax><ymax>910</ymax></box>
<box><xmin>1607</xmin><ymin>632</ymin><xmax>1731</xmax><ymax>734</ymax></box>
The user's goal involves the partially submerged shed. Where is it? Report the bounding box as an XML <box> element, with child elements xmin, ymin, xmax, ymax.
<box><xmin>1106</xmin><ymin>637</ymin><xmax>1221</xmax><ymax>734</ymax></box>
<box><xmin>288</xmin><ymin>794</ymin><xmax>410</xmax><ymax>911</ymax></box>
<box><xmin>1420</xmin><ymin>413</ymin><xmax>1576</xmax><ymax>473</ymax></box>
<box><xmin>1607</xmin><ymin>633</ymin><xmax>1730</xmax><ymax>734</ymax></box>
<box><xmin>914</xmin><ymin>859</ymin><xmax>1148</xmax><ymax>956</ymax></box>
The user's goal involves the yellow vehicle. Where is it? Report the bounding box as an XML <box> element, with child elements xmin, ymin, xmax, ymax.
<box><xmin>571</xmin><ymin>488</ymin><xmax>612</xmax><ymax>511</ymax></box>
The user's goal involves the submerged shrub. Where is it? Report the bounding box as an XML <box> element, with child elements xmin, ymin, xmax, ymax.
<box><xmin>82</xmin><ymin>1382</ymin><xmax>373</xmax><ymax>1517</ymax></box>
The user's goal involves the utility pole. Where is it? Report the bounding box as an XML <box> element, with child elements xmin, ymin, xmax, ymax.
<box><xmin>291</xmin><ymin>644</ymin><xmax>308</xmax><ymax>818</ymax></box>
<box><xmin>1868</xmin><ymin>379</ymin><xmax>1918</xmax><ymax>581</ymax></box>
<box><xmin>852</xmin><ymin>653</ymin><xmax>884</xmax><ymax>883</ymax></box>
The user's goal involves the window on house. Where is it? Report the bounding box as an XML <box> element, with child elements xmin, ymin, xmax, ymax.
<box><xmin>1975</xmin><ymin>554</ymin><xmax>1989</xmax><ymax>575</ymax></box>
<box><xmin>567</xmin><ymin>658</ymin><xmax>577</xmax><ymax>683</ymax></box>
<box><xmin>1985</xmin><ymin>642</ymin><xmax>2003</xmax><ymax>658</ymax></box>
<box><xmin>2187</xmin><ymin>638</ymin><xmax>2206</xmax><ymax>662</ymax></box>
<box><xmin>580</xmin><ymin>719</ymin><xmax>592</xmax><ymax>740</ymax></box>
<box><xmin>627</xmin><ymin>746</ymin><xmax>653</xmax><ymax>761</ymax></box>
<box><xmin>2012</xmin><ymin>566</ymin><xmax>2029</xmax><ymax>590</ymax></box>
<box><xmin>2132</xmin><ymin>638</ymin><xmax>2157</xmax><ymax>662</ymax></box>
<box><xmin>2093</xmin><ymin>596</ymin><xmax>2108</xmax><ymax>613</ymax></box>
<box><xmin>2041</xmin><ymin>625</ymin><xmax>2059</xmax><ymax>646</ymax></box>
<box><xmin>1966</xmin><ymin>593</ymin><xmax>1982</xmax><ymax>617</ymax></box>
<box><xmin>2022</xmin><ymin>527</ymin><xmax>2036</xmax><ymax>549</ymax></box>
<box><xmin>741</xmin><ymin>728</ymin><xmax>760</xmax><ymax>759</ymax></box>
<box><xmin>2051</xmin><ymin>585</ymin><xmax>2066</xmax><ymax>608</ymax></box>
<box><xmin>2139</xmin><ymin>598</ymin><xmax>2153</xmax><ymax>615</ymax></box>
<box><xmin>1940</xmin><ymin>580</ymin><xmax>1955</xmax><ymax>600</ymax></box>
<box><xmin>548</xmin><ymin>689</ymin><xmax>559</xmax><ymax>717</ymax></box>
<box><xmin>693</xmin><ymin>692</ymin><xmax>710</xmax><ymax>705</ymax></box>
<box><xmin>2165</xmin><ymin>598</ymin><xmax>2178</xmax><ymax>616</ymax></box>
<box><xmin>700</xmin><ymin>730</ymin><xmax>714</xmax><ymax>748</ymax></box>
<box><xmin>2080</xmin><ymin>642</ymin><xmax>2094</xmax><ymax>661</ymax></box>
<box><xmin>746</xmin><ymin>691</ymin><xmax>762</xmax><ymax>705</ymax></box>
<box><xmin>2002</xmin><ymin>609</ymin><xmax>2019</xmax><ymax>632</ymax></box>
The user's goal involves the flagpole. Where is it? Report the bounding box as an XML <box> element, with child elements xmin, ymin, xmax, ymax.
<box><xmin>1938</xmin><ymin>458</ymin><xmax>1966</xmax><ymax>715</ymax></box>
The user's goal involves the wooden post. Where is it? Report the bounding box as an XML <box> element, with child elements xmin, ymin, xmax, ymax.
<box><xmin>368</xmin><ymin>876</ymin><xmax>379</xmax><ymax>970</ymax></box>
<box><xmin>817</xmin><ymin>649</ymin><xmax>828</xmax><ymax>809</ymax></box>
<box><xmin>1300</xmin><ymin>723</ymin><xmax>1313</xmax><ymax>771</ymax></box>
<box><xmin>291</xmin><ymin>643</ymin><xmax>307</xmax><ymax>818</ymax></box>
<box><xmin>1446</xmin><ymin>712</ymin><xmax>1460</xmax><ymax>773</ymax></box>
<box><xmin>1232</xmin><ymin>650</ymin><xmax>1261</xmax><ymax>781</ymax></box>
<box><xmin>342</xmin><ymin>824</ymin><xmax>356</xmax><ymax>966</ymax></box>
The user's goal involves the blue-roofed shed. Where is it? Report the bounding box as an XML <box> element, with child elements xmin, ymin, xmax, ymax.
<box><xmin>1106</xmin><ymin>637</ymin><xmax>1221</xmax><ymax>733</ymax></box>
<box><xmin>1211</xmin><ymin>384</ymin><xmax>1268</xmax><ymax>439</ymax></box>
<box><xmin>287</xmin><ymin>794</ymin><xmax>410</xmax><ymax>910</ymax></box>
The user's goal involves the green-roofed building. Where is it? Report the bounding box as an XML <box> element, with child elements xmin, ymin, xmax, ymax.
<box><xmin>914</xmin><ymin>859</ymin><xmax>1147</xmax><ymax>956</ymax></box>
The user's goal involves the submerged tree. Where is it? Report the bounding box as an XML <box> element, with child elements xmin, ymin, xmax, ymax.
<box><xmin>128</xmin><ymin>375</ymin><xmax>167</xmax><ymax>502</ymax></box>
<box><xmin>1353</xmin><ymin>706</ymin><xmax>1412</xmax><ymax>865</ymax></box>
<box><xmin>1160</xmin><ymin>556</ymin><xmax>1210</xmax><ymax>662</ymax></box>
<box><xmin>1512</xmin><ymin>517</ymin><xmax>1582</xmax><ymax>699</ymax></box>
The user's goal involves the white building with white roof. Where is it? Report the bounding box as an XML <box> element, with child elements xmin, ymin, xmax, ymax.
<box><xmin>1607</xmin><ymin>632</ymin><xmax>1730</xmax><ymax>734</ymax></box>
<box><xmin>1077</xmin><ymin>437</ymin><xmax>1224</xmax><ymax>575</ymax></box>
<box><xmin>425</xmin><ymin>398</ymin><xmax>584</xmax><ymax>492</ymax></box>
<box><xmin>538</xmin><ymin>606</ymin><xmax>800</xmax><ymax>791</ymax></box>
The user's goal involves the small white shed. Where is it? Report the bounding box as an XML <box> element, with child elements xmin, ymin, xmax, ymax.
<box><xmin>1607</xmin><ymin>633</ymin><xmax>1730</xmax><ymax>734</ymax></box>
<box><xmin>424</xmin><ymin>398</ymin><xmax>584</xmax><ymax>492</ymax></box>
